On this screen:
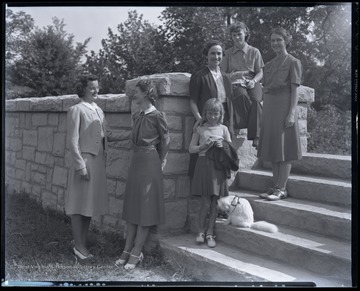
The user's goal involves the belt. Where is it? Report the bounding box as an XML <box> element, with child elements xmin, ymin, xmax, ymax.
<box><xmin>132</xmin><ymin>144</ymin><xmax>156</xmax><ymax>152</ymax></box>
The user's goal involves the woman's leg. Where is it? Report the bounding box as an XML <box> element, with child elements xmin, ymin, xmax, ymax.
<box><xmin>206</xmin><ymin>195</ymin><xmax>219</xmax><ymax>236</ymax></box>
<box><xmin>71</xmin><ymin>214</ymin><xmax>91</xmax><ymax>256</ymax></box>
<box><xmin>81</xmin><ymin>216</ymin><xmax>91</xmax><ymax>249</ymax></box>
<box><xmin>198</xmin><ymin>196</ymin><xmax>211</xmax><ymax>234</ymax></box>
<box><xmin>125</xmin><ymin>225</ymin><xmax>151</xmax><ymax>266</ymax></box>
<box><xmin>247</xmin><ymin>83</ymin><xmax>263</xmax><ymax>143</ymax></box>
<box><xmin>278</xmin><ymin>161</ymin><xmax>292</xmax><ymax>190</ymax></box>
<box><xmin>272</xmin><ymin>162</ymin><xmax>280</xmax><ymax>189</ymax></box>
<box><xmin>124</xmin><ymin>222</ymin><xmax>137</xmax><ymax>253</ymax></box>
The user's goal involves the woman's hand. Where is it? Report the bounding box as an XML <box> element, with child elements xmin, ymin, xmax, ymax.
<box><xmin>213</xmin><ymin>139</ymin><xmax>223</xmax><ymax>148</ymax></box>
<box><xmin>199</xmin><ymin>139</ymin><xmax>214</xmax><ymax>151</ymax></box>
<box><xmin>79</xmin><ymin>168</ymin><xmax>90</xmax><ymax>181</ymax></box>
<box><xmin>193</xmin><ymin>118</ymin><xmax>203</xmax><ymax>132</ymax></box>
<box><xmin>161</xmin><ymin>159</ymin><xmax>167</xmax><ymax>171</ymax></box>
<box><xmin>246</xmin><ymin>79</ymin><xmax>256</xmax><ymax>89</ymax></box>
<box><xmin>285</xmin><ymin>113</ymin><xmax>295</xmax><ymax>128</ymax></box>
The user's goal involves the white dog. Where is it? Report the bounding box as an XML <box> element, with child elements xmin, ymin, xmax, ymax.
<box><xmin>217</xmin><ymin>195</ymin><xmax>278</xmax><ymax>233</ymax></box>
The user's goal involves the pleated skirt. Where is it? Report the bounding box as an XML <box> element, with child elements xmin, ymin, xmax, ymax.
<box><xmin>65</xmin><ymin>145</ymin><xmax>108</xmax><ymax>217</ymax></box>
<box><xmin>122</xmin><ymin>150</ymin><xmax>165</xmax><ymax>226</ymax></box>
<box><xmin>190</xmin><ymin>156</ymin><xmax>228</xmax><ymax>197</ymax></box>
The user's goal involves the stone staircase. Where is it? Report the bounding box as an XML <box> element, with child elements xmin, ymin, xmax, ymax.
<box><xmin>159</xmin><ymin>153</ymin><xmax>352</xmax><ymax>287</ymax></box>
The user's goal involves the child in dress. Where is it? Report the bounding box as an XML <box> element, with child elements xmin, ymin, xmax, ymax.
<box><xmin>189</xmin><ymin>98</ymin><xmax>232</xmax><ymax>248</ymax></box>
<box><xmin>115</xmin><ymin>79</ymin><xmax>170</xmax><ymax>270</ymax></box>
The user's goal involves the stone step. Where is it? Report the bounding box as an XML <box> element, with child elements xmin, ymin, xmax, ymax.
<box><xmin>213</xmin><ymin>220</ymin><xmax>351</xmax><ymax>282</ymax></box>
<box><xmin>159</xmin><ymin>232</ymin><xmax>352</xmax><ymax>287</ymax></box>
<box><xmin>255</xmin><ymin>153</ymin><xmax>351</xmax><ymax>181</ymax></box>
<box><xmin>229</xmin><ymin>190</ymin><xmax>351</xmax><ymax>240</ymax></box>
<box><xmin>235</xmin><ymin>169</ymin><xmax>351</xmax><ymax>207</ymax></box>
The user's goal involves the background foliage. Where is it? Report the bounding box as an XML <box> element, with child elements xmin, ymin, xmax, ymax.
<box><xmin>5</xmin><ymin>5</ymin><xmax>354</xmax><ymax>155</ymax></box>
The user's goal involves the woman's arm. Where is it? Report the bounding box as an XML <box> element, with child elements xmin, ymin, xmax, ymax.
<box><xmin>158</xmin><ymin>136</ymin><xmax>170</xmax><ymax>170</ymax></box>
<box><xmin>189</xmin><ymin>99</ymin><xmax>203</xmax><ymax>131</ymax></box>
<box><xmin>285</xmin><ymin>84</ymin><xmax>299</xmax><ymax>128</ymax></box>
<box><xmin>247</xmin><ymin>68</ymin><xmax>263</xmax><ymax>89</ymax></box>
<box><xmin>67</xmin><ymin>107</ymin><xmax>89</xmax><ymax>179</ymax></box>
<box><xmin>107</xmin><ymin>128</ymin><xmax>132</xmax><ymax>142</ymax></box>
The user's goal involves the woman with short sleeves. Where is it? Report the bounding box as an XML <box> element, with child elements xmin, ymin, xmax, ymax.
<box><xmin>220</xmin><ymin>22</ymin><xmax>264</xmax><ymax>148</ymax></box>
<box><xmin>116</xmin><ymin>79</ymin><xmax>170</xmax><ymax>270</ymax></box>
<box><xmin>257</xmin><ymin>27</ymin><xmax>303</xmax><ymax>201</ymax></box>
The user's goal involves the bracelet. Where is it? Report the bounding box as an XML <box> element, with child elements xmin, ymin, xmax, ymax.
<box><xmin>252</xmin><ymin>78</ymin><xmax>257</xmax><ymax>83</ymax></box>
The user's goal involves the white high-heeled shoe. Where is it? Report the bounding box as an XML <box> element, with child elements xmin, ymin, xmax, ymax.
<box><xmin>124</xmin><ymin>252</ymin><xmax>144</xmax><ymax>270</ymax></box>
<box><xmin>73</xmin><ymin>247</ymin><xmax>94</xmax><ymax>260</ymax></box>
<box><xmin>115</xmin><ymin>250</ymin><xmax>131</xmax><ymax>265</ymax></box>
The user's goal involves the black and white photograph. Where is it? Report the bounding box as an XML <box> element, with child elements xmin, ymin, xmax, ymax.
<box><xmin>2</xmin><ymin>1</ymin><xmax>358</xmax><ymax>288</ymax></box>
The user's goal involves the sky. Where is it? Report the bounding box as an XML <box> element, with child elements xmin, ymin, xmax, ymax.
<box><xmin>7</xmin><ymin>5</ymin><xmax>166</xmax><ymax>53</ymax></box>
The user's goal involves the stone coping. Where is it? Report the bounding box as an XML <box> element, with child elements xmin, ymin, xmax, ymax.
<box><xmin>5</xmin><ymin>94</ymin><xmax>130</xmax><ymax>113</ymax></box>
<box><xmin>5</xmin><ymin>72</ymin><xmax>314</xmax><ymax>112</ymax></box>
<box><xmin>126</xmin><ymin>72</ymin><xmax>314</xmax><ymax>103</ymax></box>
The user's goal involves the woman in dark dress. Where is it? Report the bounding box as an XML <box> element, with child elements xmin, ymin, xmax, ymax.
<box><xmin>115</xmin><ymin>79</ymin><xmax>170</xmax><ymax>270</ymax></box>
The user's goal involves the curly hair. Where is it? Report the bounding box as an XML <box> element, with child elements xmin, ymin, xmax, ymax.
<box><xmin>229</xmin><ymin>22</ymin><xmax>251</xmax><ymax>42</ymax></box>
<box><xmin>76</xmin><ymin>74</ymin><xmax>98</xmax><ymax>98</ymax></box>
<box><xmin>201</xmin><ymin>98</ymin><xmax>224</xmax><ymax>124</ymax></box>
<box><xmin>135</xmin><ymin>79</ymin><xmax>158</xmax><ymax>105</ymax></box>
<box><xmin>271</xmin><ymin>27</ymin><xmax>293</xmax><ymax>48</ymax></box>
<box><xmin>202</xmin><ymin>39</ymin><xmax>225</xmax><ymax>57</ymax></box>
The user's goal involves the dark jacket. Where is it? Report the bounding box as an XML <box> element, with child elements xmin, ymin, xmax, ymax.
<box><xmin>189</xmin><ymin>67</ymin><xmax>235</xmax><ymax>136</ymax></box>
<box><xmin>206</xmin><ymin>140</ymin><xmax>239</xmax><ymax>178</ymax></box>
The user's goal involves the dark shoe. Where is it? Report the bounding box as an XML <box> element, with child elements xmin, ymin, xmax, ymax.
<box><xmin>252</xmin><ymin>138</ymin><xmax>259</xmax><ymax>149</ymax></box>
<box><xmin>267</xmin><ymin>189</ymin><xmax>288</xmax><ymax>201</ymax></box>
<box><xmin>73</xmin><ymin>247</ymin><xmax>94</xmax><ymax>260</ymax></box>
<box><xmin>259</xmin><ymin>188</ymin><xmax>275</xmax><ymax>199</ymax></box>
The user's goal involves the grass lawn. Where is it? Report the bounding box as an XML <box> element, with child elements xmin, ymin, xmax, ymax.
<box><xmin>3</xmin><ymin>192</ymin><xmax>193</xmax><ymax>285</ymax></box>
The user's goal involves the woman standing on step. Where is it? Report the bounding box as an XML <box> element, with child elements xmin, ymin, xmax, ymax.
<box><xmin>257</xmin><ymin>27</ymin><xmax>303</xmax><ymax>201</ymax></box>
<box><xmin>115</xmin><ymin>79</ymin><xmax>170</xmax><ymax>270</ymax></box>
<box><xmin>66</xmin><ymin>74</ymin><xmax>131</xmax><ymax>260</ymax></box>
<box><xmin>189</xmin><ymin>98</ymin><xmax>237</xmax><ymax>248</ymax></box>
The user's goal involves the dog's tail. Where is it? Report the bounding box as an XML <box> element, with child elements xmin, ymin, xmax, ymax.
<box><xmin>251</xmin><ymin>221</ymin><xmax>278</xmax><ymax>233</ymax></box>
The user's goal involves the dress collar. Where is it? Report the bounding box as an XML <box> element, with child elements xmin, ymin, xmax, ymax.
<box><xmin>232</xmin><ymin>42</ymin><xmax>249</xmax><ymax>54</ymax></box>
<box><xmin>140</xmin><ymin>105</ymin><xmax>156</xmax><ymax>116</ymax></box>
<box><xmin>81</xmin><ymin>100</ymin><xmax>99</xmax><ymax>111</ymax></box>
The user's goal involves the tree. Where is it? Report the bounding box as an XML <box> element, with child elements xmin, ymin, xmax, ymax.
<box><xmin>5</xmin><ymin>9</ymin><xmax>35</xmax><ymax>65</ymax></box>
<box><xmin>7</xmin><ymin>15</ymin><xmax>90</xmax><ymax>97</ymax></box>
<box><xmin>83</xmin><ymin>10</ymin><xmax>169</xmax><ymax>93</ymax></box>
<box><xmin>158</xmin><ymin>6</ymin><xmax>229</xmax><ymax>73</ymax></box>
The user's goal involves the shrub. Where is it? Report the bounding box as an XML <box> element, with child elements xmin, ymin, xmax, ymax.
<box><xmin>307</xmin><ymin>104</ymin><xmax>351</xmax><ymax>155</ymax></box>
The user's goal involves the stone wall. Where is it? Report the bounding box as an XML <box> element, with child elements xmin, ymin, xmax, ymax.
<box><xmin>4</xmin><ymin>72</ymin><xmax>315</xmax><ymax>235</ymax></box>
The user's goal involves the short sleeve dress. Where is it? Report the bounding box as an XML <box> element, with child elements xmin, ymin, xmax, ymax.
<box><xmin>190</xmin><ymin>123</ymin><xmax>231</xmax><ymax>197</ymax></box>
<box><xmin>257</xmin><ymin>54</ymin><xmax>303</xmax><ymax>162</ymax></box>
<box><xmin>122</xmin><ymin>108</ymin><xmax>169</xmax><ymax>227</ymax></box>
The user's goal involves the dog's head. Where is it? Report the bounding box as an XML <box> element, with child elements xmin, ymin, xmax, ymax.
<box><xmin>218</xmin><ymin>195</ymin><xmax>238</xmax><ymax>213</ymax></box>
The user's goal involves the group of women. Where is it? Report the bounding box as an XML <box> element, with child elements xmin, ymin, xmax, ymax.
<box><xmin>64</xmin><ymin>22</ymin><xmax>303</xmax><ymax>267</ymax></box>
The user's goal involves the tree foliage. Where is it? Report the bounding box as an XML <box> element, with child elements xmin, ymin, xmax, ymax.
<box><xmin>5</xmin><ymin>9</ymin><xmax>35</xmax><ymax>65</ymax></box>
<box><xmin>6</xmin><ymin>10</ymin><xmax>90</xmax><ymax>98</ymax></box>
<box><xmin>83</xmin><ymin>10</ymin><xmax>169</xmax><ymax>93</ymax></box>
<box><xmin>7</xmin><ymin>5</ymin><xmax>352</xmax><ymax>109</ymax></box>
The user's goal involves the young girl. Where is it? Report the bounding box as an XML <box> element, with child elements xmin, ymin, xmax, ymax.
<box><xmin>115</xmin><ymin>79</ymin><xmax>170</xmax><ymax>270</ymax></box>
<box><xmin>189</xmin><ymin>98</ymin><xmax>232</xmax><ymax>248</ymax></box>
